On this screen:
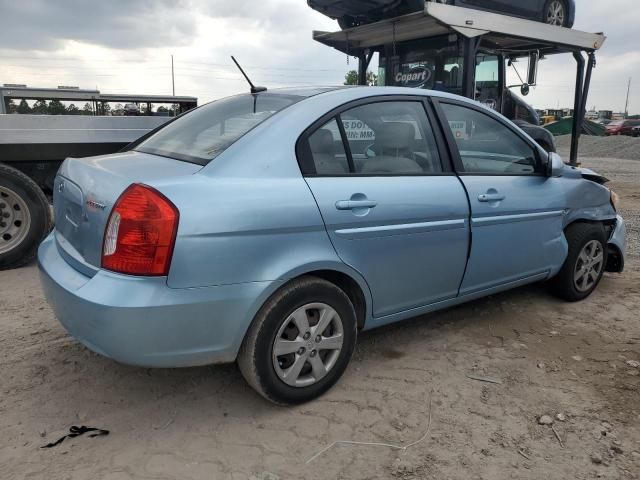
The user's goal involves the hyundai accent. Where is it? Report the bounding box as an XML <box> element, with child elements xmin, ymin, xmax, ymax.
<box><xmin>39</xmin><ymin>87</ymin><xmax>625</xmax><ymax>404</ymax></box>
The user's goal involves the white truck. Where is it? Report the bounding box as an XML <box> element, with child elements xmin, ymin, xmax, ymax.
<box><xmin>0</xmin><ymin>85</ymin><xmax>196</xmax><ymax>269</ymax></box>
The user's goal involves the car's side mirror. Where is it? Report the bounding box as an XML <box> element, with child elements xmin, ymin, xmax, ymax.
<box><xmin>520</xmin><ymin>83</ymin><xmax>530</xmax><ymax>96</ymax></box>
<box><xmin>546</xmin><ymin>152</ymin><xmax>565</xmax><ymax>177</ymax></box>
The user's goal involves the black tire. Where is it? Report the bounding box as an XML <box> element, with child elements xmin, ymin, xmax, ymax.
<box><xmin>549</xmin><ymin>222</ymin><xmax>608</xmax><ymax>302</ymax></box>
<box><xmin>543</xmin><ymin>0</ymin><xmax>569</xmax><ymax>27</ymax></box>
<box><xmin>238</xmin><ymin>276</ymin><xmax>357</xmax><ymax>405</ymax></box>
<box><xmin>0</xmin><ymin>163</ymin><xmax>52</xmax><ymax>270</ymax></box>
<box><xmin>337</xmin><ymin>16</ymin><xmax>356</xmax><ymax>30</ymax></box>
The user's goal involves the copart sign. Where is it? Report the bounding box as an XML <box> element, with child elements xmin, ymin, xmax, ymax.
<box><xmin>395</xmin><ymin>66</ymin><xmax>432</xmax><ymax>88</ymax></box>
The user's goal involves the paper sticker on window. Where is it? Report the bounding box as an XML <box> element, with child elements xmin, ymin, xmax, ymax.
<box><xmin>342</xmin><ymin>119</ymin><xmax>375</xmax><ymax>141</ymax></box>
<box><xmin>448</xmin><ymin>120</ymin><xmax>467</xmax><ymax>139</ymax></box>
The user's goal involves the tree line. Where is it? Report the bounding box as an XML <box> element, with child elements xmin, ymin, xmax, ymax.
<box><xmin>7</xmin><ymin>99</ymin><xmax>97</xmax><ymax>115</ymax></box>
<box><xmin>6</xmin><ymin>99</ymin><xmax>179</xmax><ymax>116</ymax></box>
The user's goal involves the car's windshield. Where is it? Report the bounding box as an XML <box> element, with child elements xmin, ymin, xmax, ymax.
<box><xmin>135</xmin><ymin>93</ymin><xmax>303</xmax><ymax>164</ymax></box>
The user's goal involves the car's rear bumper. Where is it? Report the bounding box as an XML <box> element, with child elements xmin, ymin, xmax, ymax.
<box><xmin>38</xmin><ymin>232</ymin><xmax>270</xmax><ymax>367</ymax></box>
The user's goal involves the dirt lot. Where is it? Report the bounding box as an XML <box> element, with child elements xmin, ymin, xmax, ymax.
<box><xmin>1</xmin><ymin>150</ymin><xmax>639</xmax><ymax>480</ymax></box>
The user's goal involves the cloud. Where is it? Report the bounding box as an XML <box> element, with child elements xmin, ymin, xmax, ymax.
<box><xmin>0</xmin><ymin>0</ymin><xmax>196</xmax><ymax>50</ymax></box>
<box><xmin>0</xmin><ymin>0</ymin><xmax>636</xmax><ymax>113</ymax></box>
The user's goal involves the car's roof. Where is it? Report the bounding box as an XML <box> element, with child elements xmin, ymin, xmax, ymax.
<box><xmin>259</xmin><ymin>85</ymin><xmax>464</xmax><ymax>103</ymax></box>
<box><xmin>256</xmin><ymin>86</ymin><xmax>351</xmax><ymax>98</ymax></box>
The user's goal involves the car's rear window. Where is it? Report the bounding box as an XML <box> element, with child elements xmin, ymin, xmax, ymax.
<box><xmin>135</xmin><ymin>93</ymin><xmax>303</xmax><ymax>165</ymax></box>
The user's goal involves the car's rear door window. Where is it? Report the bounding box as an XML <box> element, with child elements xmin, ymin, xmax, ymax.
<box><xmin>136</xmin><ymin>93</ymin><xmax>302</xmax><ymax>165</ymax></box>
<box><xmin>341</xmin><ymin>102</ymin><xmax>442</xmax><ymax>174</ymax></box>
<box><xmin>307</xmin><ymin>119</ymin><xmax>351</xmax><ymax>175</ymax></box>
<box><xmin>302</xmin><ymin>101</ymin><xmax>443</xmax><ymax>176</ymax></box>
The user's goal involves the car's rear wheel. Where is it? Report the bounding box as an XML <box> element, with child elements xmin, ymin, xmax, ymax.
<box><xmin>238</xmin><ymin>276</ymin><xmax>357</xmax><ymax>405</ymax></box>
<box><xmin>0</xmin><ymin>163</ymin><xmax>51</xmax><ymax>270</ymax></box>
<box><xmin>543</xmin><ymin>0</ymin><xmax>568</xmax><ymax>27</ymax></box>
<box><xmin>549</xmin><ymin>223</ymin><xmax>608</xmax><ymax>302</ymax></box>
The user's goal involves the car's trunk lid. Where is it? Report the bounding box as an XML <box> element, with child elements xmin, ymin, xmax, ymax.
<box><xmin>54</xmin><ymin>151</ymin><xmax>201</xmax><ymax>271</ymax></box>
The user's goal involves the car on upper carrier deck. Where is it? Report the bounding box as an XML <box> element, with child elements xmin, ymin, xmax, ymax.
<box><xmin>38</xmin><ymin>86</ymin><xmax>624</xmax><ymax>405</ymax></box>
<box><xmin>308</xmin><ymin>0</ymin><xmax>576</xmax><ymax>29</ymax></box>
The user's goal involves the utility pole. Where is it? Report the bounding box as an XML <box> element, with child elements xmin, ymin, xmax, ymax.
<box><xmin>624</xmin><ymin>77</ymin><xmax>631</xmax><ymax>118</ymax></box>
<box><xmin>171</xmin><ymin>55</ymin><xmax>175</xmax><ymax>96</ymax></box>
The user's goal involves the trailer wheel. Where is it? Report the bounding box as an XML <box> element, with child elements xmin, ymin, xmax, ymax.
<box><xmin>0</xmin><ymin>163</ymin><xmax>52</xmax><ymax>270</ymax></box>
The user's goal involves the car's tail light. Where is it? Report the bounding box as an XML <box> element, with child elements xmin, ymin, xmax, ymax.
<box><xmin>102</xmin><ymin>184</ymin><xmax>179</xmax><ymax>276</ymax></box>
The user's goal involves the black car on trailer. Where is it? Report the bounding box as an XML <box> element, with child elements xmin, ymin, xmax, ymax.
<box><xmin>309</xmin><ymin>0</ymin><xmax>576</xmax><ymax>29</ymax></box>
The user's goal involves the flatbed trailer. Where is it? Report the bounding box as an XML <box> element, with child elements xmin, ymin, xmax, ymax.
<box><xmin>313</xmin><ymin>2</ymin><xmax>605</xmax><ymax>165</ymax></box>
<box><xmin>0</xmin><ymin>86</ymin><xmax>196</xmax><ymax>269</ymax></box>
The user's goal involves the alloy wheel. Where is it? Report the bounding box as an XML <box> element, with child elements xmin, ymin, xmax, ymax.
<box><xmin>546</xmin><ymin>1</ymin><xmax>566</xmax><ymax>26</ymax></box>
<box><xmin>573</xmin><ymin>240</ymin><xmax>604</xmax><ymax>293</ymax></box>
<box><xmin>0</xmin><ymin>186</ymin><xmax>31</xmax><ymax>255</ymax></box>
<box><xmin>272</xmin><ymin>303</ymin><xmax>344</xmax><ymax>388</ymax></box>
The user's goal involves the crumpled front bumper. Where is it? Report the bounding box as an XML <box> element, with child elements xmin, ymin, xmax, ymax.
<box><xmin>607</xmin><ymin>215</ymin><xmax>626</xmax><ymax>272</ymax></box>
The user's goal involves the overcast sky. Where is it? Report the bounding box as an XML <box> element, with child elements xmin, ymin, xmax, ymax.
<box><xmin>0</xmin><ymin>0</ymin><xmax>637</xmax><ymax>113</ymax></box>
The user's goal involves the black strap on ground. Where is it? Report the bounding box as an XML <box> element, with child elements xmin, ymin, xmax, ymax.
<box><xmin>40</xmin><ymin>426</ymin><xmax>109</xmax><ymax>448</ymax></box>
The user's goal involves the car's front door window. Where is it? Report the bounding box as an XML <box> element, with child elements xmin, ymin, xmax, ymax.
<box><xmin>440</xmin><ymin>102</ymin><xmax>540</xmax><ymax>175</ymax></box>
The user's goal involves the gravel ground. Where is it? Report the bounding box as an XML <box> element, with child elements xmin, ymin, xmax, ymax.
<box><xmin>556</xmin><ymin>134</ymin><xmax>640</xmax><ymax>161</ymax></box>
<box><xmin>557</xmin><ymin>138</ymin><xmax>640</xmax><ymax>258</ymax></box>
<box><xmin>1</xmin><ymin>150</ymin><xmax>639</xmax><ymax>480</ymax></box>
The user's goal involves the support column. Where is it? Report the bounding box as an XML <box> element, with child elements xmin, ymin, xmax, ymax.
<box><xmin>570</xmin><ymin>52</ymin><xmax>585</xmax><ymax>167</ymax></box>
<box><xmin>463</xmin><ymin>37</ymin><xmax>480</xmax><ymax>99</ymax></box>
<box><xmin>357</xmin><ymin>50</ymin><xmax>373</xmax><ymax>86</ymax></box>
<box><xmin>578</xmin><ymin>52</ymin><xmax>596</xmax><ymax>127</ymax></box>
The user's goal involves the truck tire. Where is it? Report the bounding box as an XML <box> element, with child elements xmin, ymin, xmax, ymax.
<box><xmin>0</xmin><ymin>163</ymin><xmax>52</xmax><ymax>270</ymax></box>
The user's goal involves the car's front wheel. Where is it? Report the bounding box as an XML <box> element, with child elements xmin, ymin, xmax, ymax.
<box><xmin>550</xmin><ymin>223</ymin><xmax>608</xmax><ymax>302</ymax></box>
<box><xmin>543</xmin><ymin>0</ymin><xmax>568</xmax><ymax>27</ymax></box>
<box><xmin>238</xmin><ymin>276</ymin><xmax>357</xmax><ymax>405</ymax></box>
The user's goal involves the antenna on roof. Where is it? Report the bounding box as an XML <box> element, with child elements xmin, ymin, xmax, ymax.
<box><xmin>231</xmin><ymin>56</ymin><xmax>267</xmax><ymax>94</ymax></box>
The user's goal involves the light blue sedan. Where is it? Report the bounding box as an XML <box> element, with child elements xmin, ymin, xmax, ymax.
<box><xmin>38</xmin><ymin>87</ymin><xmax>626</xmax><ymax>404</ymax></box>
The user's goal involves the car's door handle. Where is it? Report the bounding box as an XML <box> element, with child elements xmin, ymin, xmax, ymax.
<box><xmin>478</xmin><ymin>193</ymin><xmax>506</xmax><ymax>202</ymax></box>
<box><xmin>335</xmin><ymin>200</ymin><xmax>378</xmax><ymax>210</ymax></box>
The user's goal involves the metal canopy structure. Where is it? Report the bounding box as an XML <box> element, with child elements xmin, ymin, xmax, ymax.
<box><xmin>314</xmin><ymin>3</ymin><xmax>606</xmax><ymax>55</ymax></box>
<box><xmin>313</xmin><ymin>3</ymin><xmax>607</xmax><ymax>166</ymax></box>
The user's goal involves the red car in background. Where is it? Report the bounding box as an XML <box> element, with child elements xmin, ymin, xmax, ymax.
<box><xmin>605</xmin><ymin>119</ymin><xmax>640</xmax><ymax>136</ymax></box>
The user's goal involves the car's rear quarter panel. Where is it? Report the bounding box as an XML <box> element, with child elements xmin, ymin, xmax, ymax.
<box><xmin>156</xmin><ymin>90</ymin><xmax>383</xmax><ymax>292</ymax></box>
